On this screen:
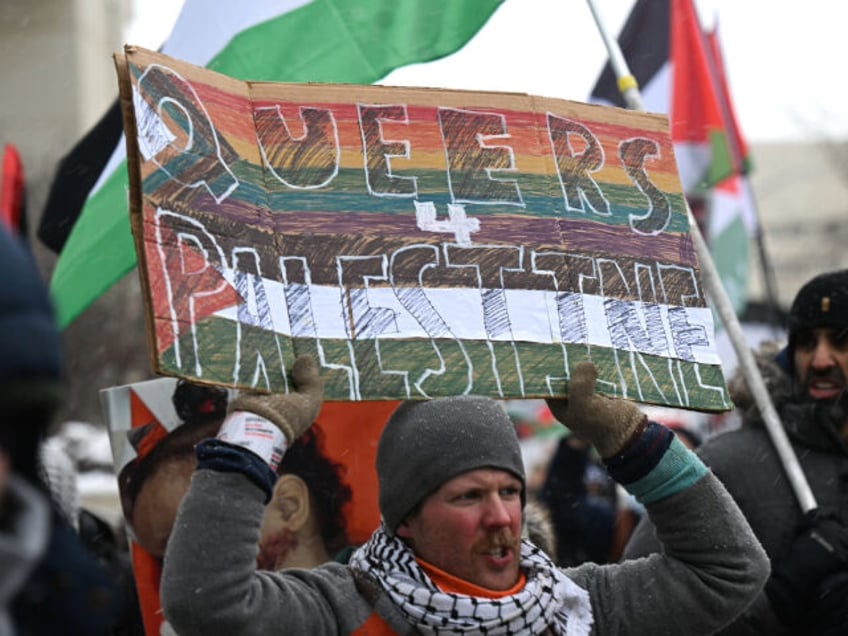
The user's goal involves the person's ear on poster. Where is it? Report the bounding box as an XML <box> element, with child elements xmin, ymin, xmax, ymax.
<box><xmin>119</xmin><ymin>378</ymin><xmax>352</xmax><ymax>569</ymax></box>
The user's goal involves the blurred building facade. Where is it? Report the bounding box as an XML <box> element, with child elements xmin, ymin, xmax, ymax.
<box><xmin>747</xmin><ymin>141</ymin><xmax>848</xmax><ymax>307</ymax></box>
<box><xmin>0</xmin><ymin>0</ymin><xmax>130</xmax><ymax>193</ymax></box>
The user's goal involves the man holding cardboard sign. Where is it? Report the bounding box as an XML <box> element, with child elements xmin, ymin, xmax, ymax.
<box><xmin>158</xmin><ymin>355</ymin><xmax>768</xmax><ymax>635</ymax></box>
<box><xmin>115</xmin><ymin>45</ymin><xmax>767</xmax><ymax>633</ymax></box>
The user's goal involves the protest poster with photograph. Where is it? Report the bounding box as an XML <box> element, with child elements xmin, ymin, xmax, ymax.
<box><xmin>102</xmin><ymin>378</ymin><xmax>396</xmax><ymax>636</ymax></box>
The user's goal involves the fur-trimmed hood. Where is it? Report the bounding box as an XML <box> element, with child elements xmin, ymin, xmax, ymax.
<box><xmin>727</xmin><ymin>340</ymin><xmax>794</xmax><ymax>427</ymax></box>
<box><xmin>523</xmin><ymin>499</ymin><xmax>557</xmax><ymax>563</ymax></box>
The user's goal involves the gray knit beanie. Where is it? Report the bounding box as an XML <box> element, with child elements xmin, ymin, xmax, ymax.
<box><xmin>376</xmin><ymin>396</ymin><xmax>525</xmax><ymax>535</ymax></box>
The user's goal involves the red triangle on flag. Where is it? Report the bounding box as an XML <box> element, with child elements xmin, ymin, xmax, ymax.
<box><xmin>705</xmin><ymin>23</ymin><xmax>751</xmax><ymax>175</ymax></box>
<box><xmin>142</xmin><ymin>203</ymin><xmax>243</xmax><ymax>355</ymax></box>
<box><xmin>129</xmin><ymin>388</ymin><xmax>159</xmax><ymax>429</ymax></box>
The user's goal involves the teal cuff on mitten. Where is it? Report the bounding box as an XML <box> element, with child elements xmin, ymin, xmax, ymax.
<box><xmin>621</xmin><ymin>436</ymin><xmax>708</xmax><ymax>504</ymax></box>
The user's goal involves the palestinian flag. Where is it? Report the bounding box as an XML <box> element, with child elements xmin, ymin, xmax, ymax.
<box><xmin>39</xmin><ymin>99</ymin><xmax>123</xmax><ymax>252</ymax></box>
<box><xmin>705</xmin><ymin>22</ymin><xmax>752</xmax><ymax>178</ymax></box>
<box><xmin>590</xmin><ymin>0</ymin><xmax>754</xmax><ymax>314</ymax></box>
<box><xmin>708</xmin><ymin>174</ymin><xmax>755</xmax><ymax>311</ymax></box>
<box><xmin>703</xmin><ymin>20</ymin><xmax>759</xmax><ymax>313</ymax></box>
<box><xmin>46</xmin><ymin>0</ymin><xmax>505</xmax><ymax>328</ymax></box>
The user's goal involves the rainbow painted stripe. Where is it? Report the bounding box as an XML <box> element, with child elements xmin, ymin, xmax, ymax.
<box><xmin>120</xmin><ymin>46</ymin><xmax>728</xmax><ymax>410</ymax></box>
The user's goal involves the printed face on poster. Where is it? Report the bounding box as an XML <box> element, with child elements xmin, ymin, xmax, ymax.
<box><xmin>117</xmin><ymin>45</ymin><xmax>729</xmax><ymax>412</ymax></box>
<box><xmin>101</xmin><ymin>377</ymin><xmax>397</xmax><ymax>636</ymax></box>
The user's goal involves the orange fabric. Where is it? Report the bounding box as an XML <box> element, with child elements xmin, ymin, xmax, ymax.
<box><xmin>351</xmin><ymin>558</ymin><xmax>529</xmax><ymax>635</ymax></box>
<box><xmin>130</xmin><ymin>544</ymin><xmax>164</xmax><ymax>636</ymax></box>
<box><xmin>313</xmin><ymin>400</ymin><xmax>400</xmax><ymax>545</ymax></box>
<box><xmin>417</xmin><ymin>558</ymin><xmax>527</xmax><ymax>598</ymax></box>
<box><xmin>353</xmin><ymin>612</ymin><xmax>396</xmax><ymax>635</ymax></box>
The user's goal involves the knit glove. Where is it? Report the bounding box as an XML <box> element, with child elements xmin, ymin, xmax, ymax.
<box><xmin>546</xmin><ymin>361</ymin><xmax>647</xmax><ymax>458</ymax></box>
<box><xmin>227</xmin><ymin>355</ymin><xmax>324</xmax><ymax>444</ymax></box>
<box><xmin>808</xmin><ymin>570</ymin><xmax>848</xmax><ymax>636</ymax></box>
<box><xmin>765</xmin><ymin>511</ymin><xmax>848</xmax><ymax>630</ymax></box>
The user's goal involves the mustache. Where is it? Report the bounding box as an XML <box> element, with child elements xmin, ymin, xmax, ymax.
<box><xmin>477</xmin><ymin>529</ymin><xmax>519</xmax><ymax>551</ymax></box>
<box><xmin>807</xmin><ymin>367</ymin><xmax>846</xmax><ymax>384</ymax></box>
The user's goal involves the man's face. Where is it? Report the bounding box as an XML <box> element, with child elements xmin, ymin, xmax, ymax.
<box><xmin>793</xmin><ymin>327</ymin><xmax>848</xmax><ymax>402</ymax></box>
<box><xmin>396</xmin><ymin>468</ymin><xmax>523</xmax><ymax>591</ymax></box>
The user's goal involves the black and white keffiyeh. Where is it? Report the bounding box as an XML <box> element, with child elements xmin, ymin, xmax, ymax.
<box><xmin>349</xmin><ymin>526</ymin><xmax>593</xmax><ymax>636</ymax></box>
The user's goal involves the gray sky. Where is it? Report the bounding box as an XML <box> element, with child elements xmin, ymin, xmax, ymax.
<box><xmin>128</xmin><ymin>0</ymin><xmax>848</xmax><ymax>143</ymax></box>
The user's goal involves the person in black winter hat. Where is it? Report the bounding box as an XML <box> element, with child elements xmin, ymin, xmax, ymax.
<box><xmin>780</xmin><ymin>268</ymin><xmax>848</xmax><ymax>382</ymax></box>
<box><xmin>0</xmin><ymin>224</ymin><xmax>124</xmax><ymax>635</ymax></box>
<box><xmin>625</xmin><ymin>268</ymin><xmax>848</xmax><ymax>635</ymax></box>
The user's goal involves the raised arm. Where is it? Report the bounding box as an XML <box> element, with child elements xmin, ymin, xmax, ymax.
<box><xmin>547</xmin><ymin>362</ymin><xmax>770</xmax><ymax>636</ymax></box>
<box><xmin>160</xmin><ymin>356</ymin><xmax>370</xmax><ymax>635</ymax></box>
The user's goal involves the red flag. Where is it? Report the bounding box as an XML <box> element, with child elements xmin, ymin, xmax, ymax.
<box><xmin>0</xmin><ymin>144</ymin><xmax>25</xmax><ymax>235</ymax></box>
<box><xmin>705</xmin><ymin>21</ymin><xmax>752</xmax><ymax>176</ymax></box>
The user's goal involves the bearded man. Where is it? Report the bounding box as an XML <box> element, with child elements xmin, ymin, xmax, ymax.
<box><xmin>625</xmin><ymin>269</ymin><xmax>848</xmax><ymax>635</ymax></box>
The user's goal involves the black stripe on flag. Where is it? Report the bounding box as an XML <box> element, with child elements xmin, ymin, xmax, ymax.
<box><xmin>590</xmin><ymin>0</ymin><xmax>670</xmax><ymax>107</ymax></box>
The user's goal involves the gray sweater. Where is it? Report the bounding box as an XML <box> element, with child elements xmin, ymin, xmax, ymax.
<box><xmin>161</xmin><ymin>468</ymin><xmax>768</xmax><ymax>635</ymax></box>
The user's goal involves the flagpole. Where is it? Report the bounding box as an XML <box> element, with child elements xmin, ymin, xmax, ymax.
<box><xmin>585</xmin><ymin>0</ymin><xmax>817</xmax><ymax>513</ymax></box>
<box><xmin>750</xmin><ymin>189</ymin><xmax>783</xmax><ymax>330</ymax></box>
<box><xmin>585</xmin><ymin>0</ymin><xmax>643</xmax><ymax>111</ymax></box>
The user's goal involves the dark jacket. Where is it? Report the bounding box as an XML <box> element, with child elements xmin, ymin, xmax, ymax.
<box><xmin>0</xmin><ymin>224</ymin><xmax>125</xmax><ymax>635</ymax></box>
<box><xmin>624</xmin><ymin>341</ymin><xmax>848</xmax><ymax>635</ymax></box>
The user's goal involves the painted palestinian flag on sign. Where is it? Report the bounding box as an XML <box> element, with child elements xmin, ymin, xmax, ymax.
<box><xmin>47</xmin><ymin>0</ymin><xmax>506</xmax><ymax>329</ymax></box>
<box><xmin>115</xmin><ymin>45</ymin><xmax>731</xmax><ymax>411</ymax></box>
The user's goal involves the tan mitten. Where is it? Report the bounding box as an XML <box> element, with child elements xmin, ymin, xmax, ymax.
<box><xmin>545</xmin><ymin>361</ymin><xmax>646</xmax><ymax>458</ymax></box>
<box><xmin>228</xmin><ymin>355</ymin><xmax>324</xmax><ymax>444</ymax></box>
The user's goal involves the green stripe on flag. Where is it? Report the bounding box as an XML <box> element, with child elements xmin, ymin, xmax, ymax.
<box><xmin>209</xmin><ymin>0</ymin><xmax>503</xmax><ymax>82</ymax></box>
<box><xmin>704</xmin><ymin>128</ymin><xmax>734</xmax><ymax>191</ymax></box>
<box><xmin>50</xmin><ymin>0</ymin><xmax>504</xmax><ymax>328</ymax></box>
<box><xmin>49</xmin><ymin>165</ymin><xmax>131</xmax><ymax>328</ymax></box>
<box><xmin>709</xmin><ymin>214</ymin><xmax>750</xmax><ymax>315</ymax></box>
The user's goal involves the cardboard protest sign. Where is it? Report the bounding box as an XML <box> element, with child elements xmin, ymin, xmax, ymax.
<box><xmin>116</xmin><ymin>45</ymin><xmax>729</xmax><ymax>411</ymax></box>
<box><xmin>101</xmin><ymin>378</ymin><xmax>396</xmax><ymax>636</ymax></box>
